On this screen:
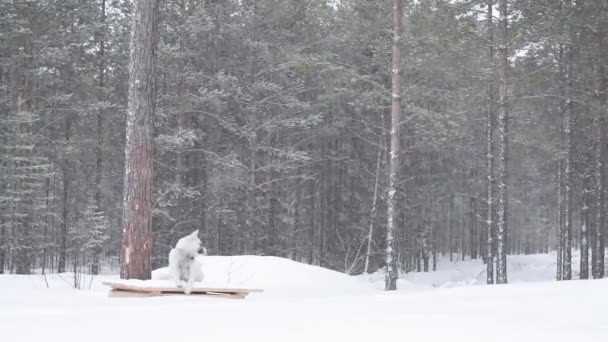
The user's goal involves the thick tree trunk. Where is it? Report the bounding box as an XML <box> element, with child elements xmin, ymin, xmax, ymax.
<box><xmin>120</xmin><ymin>0</ymin><xmax>160</xmax><ymax>280</ymax></box>
<box><xmin>495</xmin><ymin>0</ymin><xmax>509</xmax><ymax>284</ymax></box>
<box><xmin>385</xmin><ymin>0</ymin><xmax>403</xmax><ymax>291</ymax></box>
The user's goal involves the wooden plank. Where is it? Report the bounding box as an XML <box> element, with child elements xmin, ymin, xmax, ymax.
<box><xmin>109</xmin><ymin>290</ymin><xmax>163</xmax><ymax>298</ymax></box>
<box><xmin>109</xmin><ymin>289</ymin><xmax>247</xmax><ymax>299</ymax></box>
<box><xmin>205</xmin><ymin>291</ymin><xmax>248</xmax><ymax>299</ymax></box>
<box><xmin>102</xmin><ymin>281</ymin><xmax>263</xmax><ymax>296</ymax></box>
<box><xmin>198</xmin><ymin>292</ymin><xmax>247</xmax><ymax>299</ymax></box>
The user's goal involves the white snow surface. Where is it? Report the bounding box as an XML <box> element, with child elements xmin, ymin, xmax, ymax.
<box><xmin>1</xmin><ymin>254</ymin><xmax>607</xmax><ymax>342</ymax></box>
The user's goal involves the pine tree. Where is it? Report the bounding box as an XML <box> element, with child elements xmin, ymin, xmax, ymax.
<box><xmin>121</xmin><ymin>0</ymin><xmax>161</xmax><ymax>280</ymax></box>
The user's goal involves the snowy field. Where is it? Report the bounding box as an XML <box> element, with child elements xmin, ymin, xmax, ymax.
<box><xmin>1</xmin><ymin>254</ymin><xmax>607</xmax><ymax>342</ymax></box>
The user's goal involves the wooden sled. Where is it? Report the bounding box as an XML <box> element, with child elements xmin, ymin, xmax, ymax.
<box><xmin>103</xmin><ymin>281</ymin><xmax>263</xmax><ymax>299</ymax></box>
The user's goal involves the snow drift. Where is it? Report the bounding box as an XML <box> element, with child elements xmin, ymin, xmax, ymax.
<box><xmin>151</xmin><ymin>255</ymin><xmax>372</xmax><ymax>294</ymax></box>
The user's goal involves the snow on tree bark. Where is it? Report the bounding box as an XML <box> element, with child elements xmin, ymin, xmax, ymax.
<box><xmin>385</xmin><ymin>0</ymin><xmax>403</xmax><ymax>291</ymax></box>
<box><xmin>121</xmin><ymin>0</ymin><xmax>160</xmax><ymax>280</ymax></box>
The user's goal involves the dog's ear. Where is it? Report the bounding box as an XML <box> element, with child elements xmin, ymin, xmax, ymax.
<box><xmin>190</xmin><ymin>229</ymin><xmax>199</xmax><ymax>237</ymax></box>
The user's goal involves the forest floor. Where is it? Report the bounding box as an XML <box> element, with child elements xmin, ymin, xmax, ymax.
<box><xmin>1</xmin><ymin>253</ymin><xmax>606</xmax><ymax>342</ymax></box>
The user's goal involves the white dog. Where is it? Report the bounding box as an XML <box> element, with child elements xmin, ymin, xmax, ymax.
<box><xmin>168</xmin><ymin>229</ymin><xmax>206</xmax><ymax>294</ymax></box>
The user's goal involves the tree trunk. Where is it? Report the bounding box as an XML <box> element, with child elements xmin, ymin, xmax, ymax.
<box><xmin>432</xmin><ymin>222</ymin><xmax>437</xmax><ymax>272</ymax></box>
<box><xmin>557</xmin><ymin>65</ymin><xmax>565</xmax><ymax>281</ymax></box>
<box><xmin>563</xmin><ymin>103</ymin><xmax>573</xmax><ymax>280</ymax></box>
<box><xmin>0</xmin><ymin>67</ymin><xmax>4</xmax><ymax>274</ymax></box>
<box><xmin>470</xmin><ymin>196</ymin><xmax>478</xmax><ymax>259</ymax></box>
<box><xmin>91</xmin><ymin>0</ymin><xmax>107</xmax><ymax>276</ymax></box>
<box><xmin>422</xmin><ymin>223</ymin><xmax>429</xmax><ymax>272</ymax></box>
<box><xmin>495</xmin><ymin>0</ymin><xmax>509</xmax><ymax>284</ymax></box>
<box><xmin>41</xmin><ymin>177</ymin><xmax>51</xmax><ymax>274</ymax></box>
<box><xmin>13</xmin><ymin>0</ymin><xmax>34</xmax><ymax>275</ymax></box>
<box><xmin>580</xmin><ymin>175</ymin><xmax>590</xmax><ymax>279</ymax></box>
<box><xmin>175</xmin><ymin>36</ymin><xmax>186</xmax><ymax>187</ymax></box>
<box><xmin>364</xmin><ymin>136</ymin><xmax>383</xmax><ymax>273</ymax></box>
<box><xmin>308</xmin><ymin>153</ymin><xmax>316</xmax><ymax>264</ymax></box>
<box><xmin>247</xmin><ymin>136</ymin><xmax>258</xmax><ymax>254</ymax></box>
<box><xmin>120</xmin><ymin>0</ymin><xmax>160</xmax><ymax>280</ymax></box>
<box><xmin>591</xmin><ymin>30</ymin><xmax>608</xmax><ymax>279</ymax></box>
<box><xmin>485</xmin><ymin>0</ymin><xmax>495</xmax><ymax>285</ymax></box>
<box><xmin>385</xmin><ymin>0</ymin><xmax>403</xmax><ymax>291</ymax></box>
<box><xmin>449</xmin><ymin>198</ymin><xmax>454</xmax><ymax>261</ymax></box>
<box><xmin>58</xmin><ymin>152</ymin><xmax>69</xmax><ymax>274</ymax></box>
<box><xmin>561</xmin><ymin>0</ymin><xmax>576</xmax><ymax>281</ymax></box>
<box><xmin>0</xmin><ymin>215</ymin><xmax>4</xmax><ymax>274</ymax></box>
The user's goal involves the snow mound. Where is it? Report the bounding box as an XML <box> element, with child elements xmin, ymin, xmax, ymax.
<box><xmin>151</xmin><ymin>255</ymin><xmax>371</xmax><ymax>294</ymax></box>
<box><xmin>361</xmin><ymin>252</ymin><xmax>576</xmax><ymax>292</ymax></box>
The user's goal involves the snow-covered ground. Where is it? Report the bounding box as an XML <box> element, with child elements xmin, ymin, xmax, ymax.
<box><xmin>1</xmin><ymin>253</ymin><xmax>606</xmax><ymax>342</ymax></box>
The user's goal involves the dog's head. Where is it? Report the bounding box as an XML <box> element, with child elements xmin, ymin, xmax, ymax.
<box><xmin>175</xmin><ymin>229</ymin><xmax>206</xmax><ymax>255</ymax></box>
